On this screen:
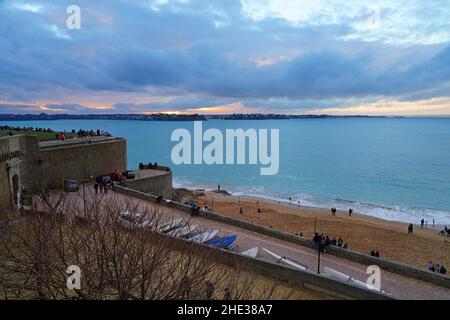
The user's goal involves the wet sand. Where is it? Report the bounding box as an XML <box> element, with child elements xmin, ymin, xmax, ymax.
<box><xmin>197</xmin><ymin>191</ymin><xmax>450</xmax><ymax>270</ymax></box>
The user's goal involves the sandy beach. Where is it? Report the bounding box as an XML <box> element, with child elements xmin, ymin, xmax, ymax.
<box><xmin>191</xmin><ymin>190</ymin><xmax>450</xmax><ymax>270</ymax></box>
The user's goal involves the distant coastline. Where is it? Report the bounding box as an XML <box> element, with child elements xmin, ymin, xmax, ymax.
<box><xmin>0</xmin><ymin>113</ymin><xmax>392</xmax><ymax>121</ymax></box>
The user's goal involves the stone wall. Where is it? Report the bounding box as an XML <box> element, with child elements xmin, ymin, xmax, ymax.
<box><xmin>0</xmin><ymin>135</ymin><xmax>32</xmax><ymax>218</ymax></box>
<box><xmin>0</xmin><ymin>139</ymin><xmax>12</xmax><ymax>218</ymax></box>
<box><xmin>113</xmin><ymin>185</ymin><xmax>392</xmax><ymax>300</ymax></box>
<box><xmin>31</xmin><ymin>138</ymin><xmax>127</xmax><ymax>191</ymax></box>
<box><xmin>0</xmin><ymin>135</ymin><xmax>127</xmax><ymax>215</ymax></box>
<box><xmin>125</xmin><ymin>170</ymin><xmax>173</xmax><ymax>198</ymax></box>
<box><xmin>202</xmin><ymin>210</ymin><xmax>450</xmax><ymax>289</ymax></box>
<box><xmin>114</xmin><ymin>185</ymin><xmax>450</xmax><ymax>290</ymax></box>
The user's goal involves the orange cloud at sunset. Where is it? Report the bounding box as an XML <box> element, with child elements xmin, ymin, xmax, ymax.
<box><xmin>184</xmin><ymin>102</ymin><xmax>265</xmax><ymax>114</ymax></box>
<box><xmin>307</xmin><ymin>97</ymin><xmax>450</xmax><ymax>116</ymax></box>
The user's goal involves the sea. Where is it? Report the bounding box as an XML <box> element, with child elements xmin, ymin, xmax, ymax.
<box><xmin>3</xmin><ymin>117</ymin><xmax>450</xmax><ymax>225</ymax></box>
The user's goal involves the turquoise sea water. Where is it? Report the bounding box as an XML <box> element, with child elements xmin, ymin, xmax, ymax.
<box><xmin>3</xmin><ymin>118</ymin><xmax>450</xmax><ymax>224</ymax></box>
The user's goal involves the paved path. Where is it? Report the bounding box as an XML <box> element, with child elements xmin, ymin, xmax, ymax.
<box><xmin>43</xmin><ymin>190</ymin><xmax>450</xmax><ymax>300</ymax></box>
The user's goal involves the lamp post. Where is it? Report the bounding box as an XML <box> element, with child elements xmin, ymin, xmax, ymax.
<box><xmin>317</xmin><ymin>246</ymin><xmax>321</xmax><ymax>274</ymax></box>
<box><xmin>314</xmin><ymin>216</ymin><xmax>317</xmax><ymax>234</ymax></box>
<box><xmin>82</xmin><ymin>181</ymin><xmax>87</xmax><ymax>218</ymax></box>
<box><xmin>82</xmin><ymin>176</ymin><xmax>92</xmax><ymax>218</ymax></box>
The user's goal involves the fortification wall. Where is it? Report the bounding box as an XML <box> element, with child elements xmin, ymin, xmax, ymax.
<box><xmin>0</xmin><ymin>139</ymin><xmax>12</xmax><ymax>217</ymax></box>
<box><xmin>32</xmin><ymin>138</ymin><xmax>127</xmax><ymax>191</ymax></box>
<box><xmin>125</xmin><ymin>170</ymin><xmax>173</xmax><ymax>198</ymax></box>
<box><xmin>0</xmin><ymin>135</ymin><xmax>34</xmax><ymax>217</ymax></box>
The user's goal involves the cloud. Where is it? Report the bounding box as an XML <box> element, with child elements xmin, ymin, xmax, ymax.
<box><xmin>0</xmin><ymin>0</ymin><xmax>449</xmax><ymax>115</ymax></box>
<box><xmin>241</xmin><ymin>0</ymin><xmax>450</xmax><ymax>45</ymax></box>
<box><xmin>307</xmin><ymin>97</ymin><xmax>450</xmax><ymax>116</ymax></box>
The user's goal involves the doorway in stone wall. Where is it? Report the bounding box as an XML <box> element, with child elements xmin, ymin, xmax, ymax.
<box><xmin>12</xmin><ymin>174</ymin><xmax>19</xmax><ymax>206</ymax></box>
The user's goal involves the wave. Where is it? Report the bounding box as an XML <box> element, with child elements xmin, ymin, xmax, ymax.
<box><xmin>173</xmin><ymin>177</ymin><xmax>450</xmax><ymax>225</ymax></box>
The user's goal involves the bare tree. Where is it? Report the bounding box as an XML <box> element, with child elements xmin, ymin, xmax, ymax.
<box><xmin>0</xmin><ymin>189</ymin><xmax>289</xmax><ymax>300</ymax></box>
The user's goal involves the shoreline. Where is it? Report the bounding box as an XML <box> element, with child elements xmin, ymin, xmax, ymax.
<box><xmin>176</xmin><ymin>187</ymin><xmax>450</xmax><ymax>269</ymax></box>
<box><xmin>173</xmin><ymin>178</ymin><xmax>450</xmax><ymax>226</ymax></box>
<box><xmin>203</xmin><ymin>190</ymin><xmax>447</xmax><ymax>231</ymax></box>
<box><xmin>224</xmin><ymin>193</ymin><xmax>449</xmax><ymax>229</ymax></box>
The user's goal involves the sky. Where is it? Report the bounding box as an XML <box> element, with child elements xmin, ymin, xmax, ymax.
<box><xmin>1</xmin><ymin>0</ymin><xmax>450</xmax><ymax>116</ymax></box>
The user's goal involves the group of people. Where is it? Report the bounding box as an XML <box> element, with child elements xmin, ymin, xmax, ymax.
<box><xmin>439</xmin><ymin>226</ymin><xmax>450</xmax><ymax>236</ymax></box>
<box><xmin>415</xmin><ymin>219</ymin><xmax>450</xmax><ymax>237</ymax></box>
<box><xmin>56</xmin><ymin>128</ymin><xmax>111</xmax><ymax>141</ymax></box>
<box><xmin>138</xmin><ymin>162</ymin><xmax>160</xmax><ymax>170</ymax></box>
<box><xmin>190</xmin><ymin>203</ymin><xmax>201</xmax><ymax>216</ymax></box>
<box><xmin>330</xmin><ymin>208</ymin><xmax>353</xmax><ymax>217</ymax></box>
<box><xmin>420</xmin><ymin>218</ymin><xmax>436</xmax><ymax>229</ymax></box>
<box><xmin>180</xmin><ymin>276</ymin><xmax>232</xmax><ymax>300</ymax></box>
<box><xmin>71</xmin><ymin>128</ymin><xmax>111</xmax><ymax>138</ymax></box>
<box><xmin>1</xmin><ymin>125</ymin><xmax>54</xmax><ymax>133</ymax></box>
<box><xmin>370</xmin><ymin>250</ymin><xmax>380</xmax><ymax>258</ymax></box>
<box><xmin>313</xmin><ymin>233</ymin><xmax>349</xmax><ymax>252</ymax></box>
<box><xmin>93</xmin><ymin>182</ymin><xmax>109</xmax><ymax>194</ymax></box>
<box><xmin>427</xmin><ymin>262</ymin><xmax>447</xmax><ymax>274</ymax></box>
<box><xmin>416</xmin><ymin>217</ymin><xmax>450</xmax><ymax>236</ymax></box>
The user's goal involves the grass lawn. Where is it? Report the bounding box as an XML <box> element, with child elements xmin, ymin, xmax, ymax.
<box><xmin>0</xmin><ymin>130</ymin><xmax>76</xmax><ymax>141</ymax></box>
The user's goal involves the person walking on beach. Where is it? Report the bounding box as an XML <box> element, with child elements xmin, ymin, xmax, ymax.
<box><xmin>217</xmin><ymin>185</ymin><xmax>221</xmax><ymax>191</ymax></box>
<box><xmin>421</xmin><ymin>219</ymin><xmax>424</xmax><ymax>228</ymax></box>
<box><xmin>348</xmin><ymin>208</ymin><xmax>353</xmax><ymax>217</ymax></box>
<box><xmin>239</xmin><ymin>207</ymin><xmax>244</xmax><ymax>214</ymax></box>
<box><xmin>408</xmin><ymin>223</ymin><xmax>414</xmax><ymax>234</ymax></box>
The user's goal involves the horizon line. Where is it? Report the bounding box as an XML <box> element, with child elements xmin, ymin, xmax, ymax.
<box><xmin>1</xmin><ymin>113</ymin><xmax>450</xmax><ymax>118</ymax></box>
